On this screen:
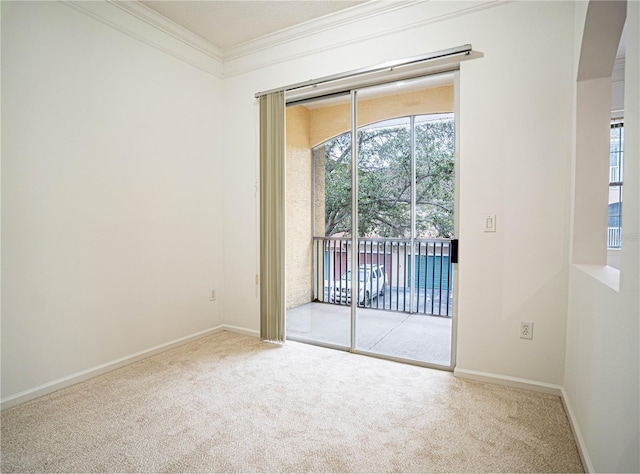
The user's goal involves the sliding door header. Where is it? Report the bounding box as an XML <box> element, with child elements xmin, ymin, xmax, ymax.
<box><xmin>255</xmin><ymin>44</ymin><xmax>474</xmax><ymax>104</ymax></box>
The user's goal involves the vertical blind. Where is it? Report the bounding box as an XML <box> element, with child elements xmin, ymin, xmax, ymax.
<box><xmin>259</xmin><ymin>91</ymin><xmax>286</xmax><ymax>343</ymax></box>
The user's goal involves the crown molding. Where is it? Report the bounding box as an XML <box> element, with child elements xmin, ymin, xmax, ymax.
<box><xmin>222</xmin><ymin>1</ymin><xmax>418</xmax><ymax>62</ymax></box>
<box><xmin>223</xmin><ymin>1</ymin><xmax>503</xmax><ymax>78</ymax></box>
<box><xmin>62</xmin><ymin>0</ymin><xmax>502</xmax><ymax>80</ymax></box>
<box><xmin>62</xmin><ymin>1</ymin><xmax>224</xmax><ymax>78</ymax></box>
<box><xmin>113</xmin><ymin>1</ymin><xmax>224</xmax><ymax>61</ymax></box>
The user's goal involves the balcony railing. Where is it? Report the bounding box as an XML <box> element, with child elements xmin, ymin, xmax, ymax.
<box><xmin>610</xmin><ymin>165</ymin><xmax>623</xmax><ymax>183</ymax></box>
<box><xmin>608</xmin><ymin>227</ymin><xmax>622</xmax><ymax>248</ymax></box>
<box><xmin>313</xmin><ymin>237</ymin><xmax>453</xmax><ymax>317</ymax></box>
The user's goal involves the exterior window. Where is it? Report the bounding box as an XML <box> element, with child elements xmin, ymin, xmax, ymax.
<box><xmin>608</xmin><ymin>120</ymin><xmax>624</xmax><ymax>248</ymax></box>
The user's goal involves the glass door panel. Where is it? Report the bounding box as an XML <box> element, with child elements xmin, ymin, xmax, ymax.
<box><xmin>354</xmin><ymin>112</ymin><xmax>411</xmax><ymax>355</ymax></box>
<box><xmin>285</xmin><ymin>95</ymin><xmax>352</xmax><ymax>349</ymax></box>
<box><xmin>354</xmin><ymin>76</ymin><xmax>456</xmax><ymax>367</ymax></box>
<box><xmin>414</xmin><ymin>113</ymin><xmax>455</xmax><ymax>366</ymax></box>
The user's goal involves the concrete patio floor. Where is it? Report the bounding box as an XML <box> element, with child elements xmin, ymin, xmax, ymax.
<box><xmin>286</xmin><ymin>302</ymin><xmax>452</xmax><ymax>367</ymax></box>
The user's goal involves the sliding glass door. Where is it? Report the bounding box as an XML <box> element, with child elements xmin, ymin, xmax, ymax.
<box><xmin>285</xmin><ymin>73</ymin><xmax>457</xmax><ymax>369</ymax></box>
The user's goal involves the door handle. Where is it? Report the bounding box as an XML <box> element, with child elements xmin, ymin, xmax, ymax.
<box><xmin>450</xmin><ymin>239</ymin><xmax>459</xmax><ymax>264</ymax></box>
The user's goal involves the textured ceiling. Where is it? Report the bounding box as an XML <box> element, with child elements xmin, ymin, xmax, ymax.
<box><xmin>140</xmin><ymin>1</ymin><xmax>367</xmax><ymax>51</ymax></box>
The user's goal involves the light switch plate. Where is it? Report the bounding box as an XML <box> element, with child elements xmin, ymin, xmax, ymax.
<box><xmin>483</xmin><ymin>214</ymin><xmax>496</xmax><ymax>232</ymax></box>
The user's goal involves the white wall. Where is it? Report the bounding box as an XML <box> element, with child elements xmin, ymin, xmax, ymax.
<box><xmin>455</xmin><ymin>2</ymin><xmax>574</xmax><ymax>386</ymax></box>
<box><xmin>222</xmin><ymin>1</ymin><xmax>575</xmax><ymax>386</ymax></box>
<box><xmin>564</xmin><ymin>1</ymin><xmax>640</xmax><ymax>472</ymax></box>
<box><xmin>1</xmin><ymin>1</ymin><xmax>225</xmax><ymax>401</ymax></box>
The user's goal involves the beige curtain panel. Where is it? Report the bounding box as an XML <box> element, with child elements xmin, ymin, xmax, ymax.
<box><xmin>259</xmin><ymin>91</ymin><xmax>286</xmax><ymax>343</ymax></box>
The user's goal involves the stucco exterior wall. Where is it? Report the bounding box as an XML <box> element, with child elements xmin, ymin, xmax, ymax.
<box><xmin>310</xmin><ymin>85</ymin><xmax>453</xmax><ymax>147</ymax></box>
<box><xmin>285</xmin><ymin>106</ymin><xmax>313</xmax><ymax>309</ymax></box>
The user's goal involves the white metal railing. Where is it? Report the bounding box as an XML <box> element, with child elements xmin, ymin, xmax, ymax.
<box><xmin>610</xmin><ymin>165</ymin><xmax>623</xmax><ymax>183</ymax></box>
<box><xmin>610</xmin><ymin>165</ymin><xmax>620</xmax><ymax>183</ymax></box>
<box><xmin>608</xmin><ymin>227</ymin><xmax>622</xmax><ymax>248</ymax></box>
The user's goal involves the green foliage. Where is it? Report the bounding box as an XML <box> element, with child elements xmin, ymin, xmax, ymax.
<box><xmin>319</xmin><ymin>116</ymin><xmax>455</xmax><ymax>238</ymax></box>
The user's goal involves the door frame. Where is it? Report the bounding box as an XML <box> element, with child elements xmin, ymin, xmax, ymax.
<box><xmin>286</xmin><ymin>72</ymin><xmax>460</xmax><ymax>371</ymax></box>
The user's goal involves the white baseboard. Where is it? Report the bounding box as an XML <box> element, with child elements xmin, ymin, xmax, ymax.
<box><xmin>220</xmin><ymin>324</ymin><xmax>260</xmax><ymax>338</ymax></box>
<box><xmin>560</xmin><ymin>388</ymin><xmax>594</xmax><ymax>473</ymax></box>
<box><xmin>1</xmin><ymin>325</ymin><xmax>228</xmax><ymax>411</ymax></box>
<box><xmin>1</xmin><ymin>323</ymin><xmax>264</xmax><ymax>411</ymax></box>
<box><xmin>454</xmin><ymin>369</ymin><xmax>591</xmax><ymax>472</ymax></box>
<box><xmin>453</xmin><ymin>368</ymin><xmax>563</xmax><ymax>396</ymax></box>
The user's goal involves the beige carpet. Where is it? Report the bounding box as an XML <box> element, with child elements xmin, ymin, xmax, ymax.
<box><xmin>1</xmin><ymin>331</ymin><xmax>583</xmax><ymax>473</ymax></box>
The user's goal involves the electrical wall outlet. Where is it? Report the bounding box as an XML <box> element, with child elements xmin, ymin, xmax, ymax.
<box><xmin>520</xmin><ymin>321</ymin><xmax>533</xmax><ymax>339</ymax></box>
<box><xmin>209</xmin><ymin>289</ymin><xmax>217</xmax><ymax>301</ymax></box>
